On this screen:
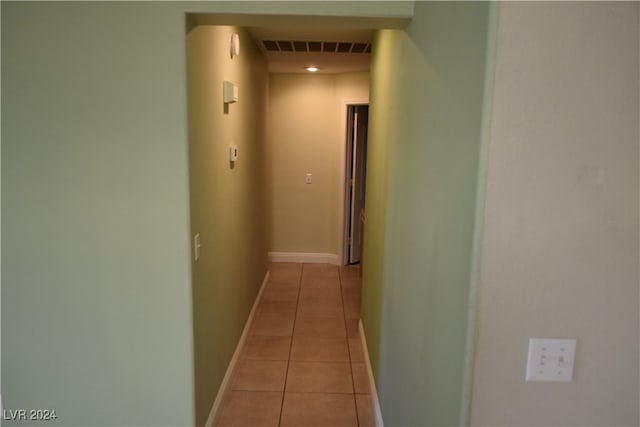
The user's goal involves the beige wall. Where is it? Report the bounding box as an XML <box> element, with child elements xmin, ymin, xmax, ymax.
<box><xmin>186</xmin><ymin>25</ymin><xmax>269</xmax><ymax>426</ymax></box>
<box><xmin>471</xmin><ymin>3</ymin><xmax>639</xmax><ymax>426</ymax></box>
<box><xmin>267</xmin><ymin>72</ymin><xmax>369</xmax><ymax>259</ymax></box>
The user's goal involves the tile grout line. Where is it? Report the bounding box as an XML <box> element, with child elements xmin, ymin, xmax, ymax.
<box><xmin>339</xmin><ymin>266</ymin><xmax>361</xmax><ymax>427</ymax></box>
<box><xmin>277</xmin><ymin>263</ymin><xmax>303</xmax><ymax>427</ymax></box>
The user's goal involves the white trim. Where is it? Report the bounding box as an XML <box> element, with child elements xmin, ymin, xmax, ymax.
<box><xmin>359</xmin><ymin>319</ymin><xmax>385</xmax><ymax>427</ymax></box>
<box><xmin>339</xmin><ymin>98</ymin><xmax>370</xmax><ymax>266</ymax></box>
<box><xmin>204</xmin><ymin>271</ymin><xmax>270</xmax><ymax>427</ymax></box>
<box><xmin>268</xmin><ymin>252</ymin><xmax>340</xmax><ymax>265</ymax></box>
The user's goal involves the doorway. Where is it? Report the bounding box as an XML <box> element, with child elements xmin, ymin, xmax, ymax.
<box><xmin>344</xmin><ymin>104</ymin><xmax>369</xmax><ymax>265</ymax></box>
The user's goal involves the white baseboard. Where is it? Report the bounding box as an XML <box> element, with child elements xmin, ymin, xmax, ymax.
<box><xmin>359</xmin><ymin>319</ymin><xmax>385</xmax><ymax>427</ymax></box>
<box><xmin>268</xmin><ymin>251</ymin><xmax>340</xmax><ymax>265</ymax></box>
<box><xmin>204</xmin><ymin>271</ymin><xmax>270</xmax><ymax>427</ymax></box>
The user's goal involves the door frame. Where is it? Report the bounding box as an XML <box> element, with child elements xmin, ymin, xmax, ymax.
<box><xmin>338</xmin><ymin>98</ymin><xmax>369</xmax><ymax>266</ymax></box>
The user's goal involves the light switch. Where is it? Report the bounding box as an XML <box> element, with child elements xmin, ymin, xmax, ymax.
<box><xmin>229</xmin><ymin>145</ymin><xmax>238</xmax><ymax>162</ymax></box>
<box><xmin>306</xmin><ymin>173</ymin><xmax>312</xmax><ymax>184</ymax></box>
<box><xmin>526</xmin><ymin>338</ymin><xmax>576</xmax><ymax>382</ymax></box>
<box><xmin>193</xmin><ymin>233</ymin><xmax>201</xmax><ymax>261</ymax></box>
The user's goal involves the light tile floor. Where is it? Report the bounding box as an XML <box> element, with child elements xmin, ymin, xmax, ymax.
<box><xmin>217</xmin><ymin>263</ymin><xmax>375</xmax><ymax>427</ymax></box>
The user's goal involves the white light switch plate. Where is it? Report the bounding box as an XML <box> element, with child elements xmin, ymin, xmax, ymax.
<box><xmin>193</xmin><ymin>233</ymin><xmax>201</xmax><ymax>261</ymax></box>
<box><xmin>229</xmin><ymin>145</ymin><xmax>238</xmax><ymax>162</ymax></box>
<box><xmin>526</xmin><ymin>338</ymin><xmax>576</xmax><ymax>382</ymax></box>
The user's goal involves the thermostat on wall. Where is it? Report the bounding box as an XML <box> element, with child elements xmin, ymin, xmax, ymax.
<box><xmin>223</xmin><ymin>80</ymin><xmax>238</xmax><ymax>104</ymax></box>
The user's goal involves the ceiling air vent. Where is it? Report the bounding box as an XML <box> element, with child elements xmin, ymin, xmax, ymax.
<box><xmin>263</xmin><ymin>40</ymin><xmax>279</xmax><ymax>52</ymax></box>
<box><xmin>293</xmin><ymin>41</ymin><xmax>307</xmax><ymax>52</ymax></box>
<box><xmin>262</xmin><ymin>40</ymin><xmax>371</xmax><ymax>54</ymax></box>
<box><xmin>351</xmin><ymin>43</ymin><xmax>368</xmax><ymax>53</ymax></box>
<box><xmin>308</xmin><ymin>41</ymin><xmax>322</xmax><ymax>52</ymax></box>
<box><xmin>337</xmin><ymin>42</ymin><xmax>351</xmax><ymax>53</ymax></box>
<box><xmin>322</xmin><ymin>42</ymin><xmax>338</xmax><ymax>52</ymax></box>
<box><xmin>277</xmin><ymin>40</ymin><xmax>294</xmax><ymax>52</ymax></box>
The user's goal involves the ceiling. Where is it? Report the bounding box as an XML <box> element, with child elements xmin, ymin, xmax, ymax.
<box><xmin>189</xmin><ymin>12</ymin><xmax>411</xmax><ymax>74</ymax></box>
<box><xmin>245</xmin><ymin>27</ymin><xmax>373</xmax><ymax>74</ymax></box>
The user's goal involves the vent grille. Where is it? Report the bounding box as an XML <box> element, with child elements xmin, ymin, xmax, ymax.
<box><xmin>262</xmin><ymin>40</ymin><xmax>371</xmax><ymax>54</ymax></box>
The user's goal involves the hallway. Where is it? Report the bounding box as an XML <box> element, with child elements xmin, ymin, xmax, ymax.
<box><xmin>217</xmin><ymin>263</ymin><xmax>375</xmax><ymax>426</ymax></box>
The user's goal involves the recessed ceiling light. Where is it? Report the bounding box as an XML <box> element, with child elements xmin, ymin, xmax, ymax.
<box><xmin>305</xmin><ymin>66</ymin><xmax>319</xmax><ymax>72</ymax></box>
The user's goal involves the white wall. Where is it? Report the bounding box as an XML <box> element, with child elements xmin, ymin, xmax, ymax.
<box><xmin>471</xmin><ymin>3</ymin><xmax>639</xmax><ymax>425</ymax></box>
<box><xmin>267</xmin><ymin>72</ymin><xmax>369</xmax><ymax>260</ymax></box>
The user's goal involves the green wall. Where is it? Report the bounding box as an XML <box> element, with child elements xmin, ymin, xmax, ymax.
<box><xmin>362</xmin><ymin>2</ymin><xmax>494</xmax><ymax>426</ymax></box>
<box><xmin>186</xmin><ymin>24</ymin><xmax>269</xmax><ymax>427</ymax></box>
<box><xmin>1</xmin><ymin>2</ymin><xmax>413</xmax><ymax>426</ymax></box>
<box><xmin>1</xmin><ymin>3</ymin><xmax>195</xmax><ymax>425</ymax></box>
